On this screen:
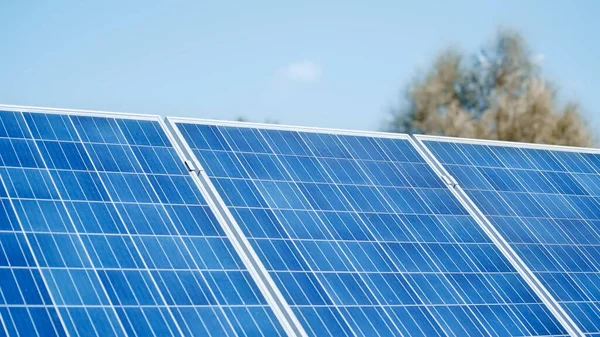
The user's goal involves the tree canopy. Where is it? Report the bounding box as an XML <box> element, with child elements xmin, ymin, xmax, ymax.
<box><xmin>385</xmin><ymin>29</ymin><xmax>594</xmax><ymax>147</ymax></box>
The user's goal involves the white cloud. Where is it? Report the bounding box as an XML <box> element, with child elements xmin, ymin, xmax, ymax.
<box><xmin>280</xmin><ymin>61</ymin><xmax>321</xmax><ymax>82</ymax></box>
<box><xmin>532</xmin><ymin>53</ymin><xmax>545</xmax><ymax>65</ymax></box>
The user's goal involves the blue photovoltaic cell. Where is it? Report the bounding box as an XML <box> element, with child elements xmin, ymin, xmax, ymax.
<box><xmin>175</xmin><ymin>122</ymin><xmax>568</xmax><ymax>337</ymax></box>
<box><xmin>0</xmin><ymin>110</ymin><xmax>285</xmax><ymax>337</ymax></box>
<box><xmin>423</xmin><ymin>139</ymin><xmax>600</xmax><ymax>335</ymax></box>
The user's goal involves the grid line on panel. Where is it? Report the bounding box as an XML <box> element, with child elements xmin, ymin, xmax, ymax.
<box><xmin>166</xmin><ymin>117</ymin><xmax>308</xmax><ymax>337</ymax></box>
<box><xmin>0</xmin><ymin>230</ymin><xmax>227</xmax><ymax>239</ymax></box>
<box><xmin>0</xmin><ymin>156</ymin><xmax>71</xmax><ymax>337</ymax></box>
<box><xmin>0</xmin><ymin>303</ymin><xmax>279</xmax><ymax>308</ymax></box>
<box><xmin>170</xmin><ymin>119</ymin><xmax>572</xmax><ymax>337</ymax></box>
<box><xmin>412</xmin><ymin>135</ymin><xmax>583</xmax><ymax>337</ymax></box>
<box><xmin>0</xmin><ymin>195</ymin><xmax>498</xmax><ymax>212</ymax></box>
<box><xmin>22</xmin><ymin>113</ymin><xmax>128</xmax><ymax>337</ymax></box>
<box><xmin>176</xmin><ymin>147</ymin><xmax>432</xmax><ymax>165</ymax></box>
<box><xmin>10</xmin><ymin>227</ymin><xmax>595</xmax><ymax>246</ymax></box>
<box><xmin>0</xmin><ymin>265</ymin><xmax>576</xmax><ymax>275</ymax></box>
<box><xmin>4</xmin><ymin>167</ymin><xmax>191</xmax><ymax>178</ymax></box>
<box><xmin>0</xmin><ymin>311</ymin><xmax>9</xmax><ymax>337</ymax></box>
<box><xmin>421</xmin><ymin>161</ymin><xmax>600</xmax><ymax>179</ymax></box>
<box><xmin>0</xmin><ymin>301</ymin><xmax>567</xmax><ymax>308</ymax></box>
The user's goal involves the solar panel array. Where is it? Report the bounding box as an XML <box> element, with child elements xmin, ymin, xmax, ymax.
<box><xmin>420</xmin><ymin>137</ymin><xmax>600</xmax><ymax>336</ymax></box>
<box><xmin>3</xmin><ymin>105</ymin><xmax>600</xmax><ymax>337</ymax></box>
<box><xmin>0</xmin><ymin>109</ymin><xmax>286</xmax><ymax>337</ymax></box>
<box><xmin>171</xmin><ymin>120</ymin><xmax>570</xmax><ymax>337</ymax></box>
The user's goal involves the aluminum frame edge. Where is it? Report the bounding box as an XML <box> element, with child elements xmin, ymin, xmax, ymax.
<box><xmin>166</xmin><ymin>116</ymin><xmax>414</xmax><ymax>140</ymax></box>
<box><xmin>416</xmin><ymin>134</ymin><xmax>600</xmax><ymax>154</ymax></box>
<box><xmin>0</xmin><ymin>104</ymin><xmax>161</xmax><ymax>121</ymax></box>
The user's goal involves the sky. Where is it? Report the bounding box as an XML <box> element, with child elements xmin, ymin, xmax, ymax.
<box><xmin>0</xmin><ymin>1</ymin><xmax>598</xmax><ymax>131</ymax></box>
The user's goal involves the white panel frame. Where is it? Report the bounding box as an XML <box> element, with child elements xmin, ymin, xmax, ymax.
<box><xmin>416</xmin><ymin>134</ymin><xmax>600</xmax><ymax>154</ymax></box>
<box><xmin>0</xmin><ymin>104</ymin><xmax>161</xmax><ymax>121</ymax></box>
<box><xmin>165</xmin><ymin>116</ymin><xmax>417</xmax><ymax>139</ymax></box>
<box><xmin>414</xmin><ymin>134</ymin><xmax>586</xmax><ymax>337</ymax></box>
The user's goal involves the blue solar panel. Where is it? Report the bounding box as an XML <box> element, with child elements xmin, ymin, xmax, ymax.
<box><xmin>420</xmin><ymin>136</ymin><xmax>600</xmax><ymax>336</ymax></box>
<box><xmin>171</xmin><ymin>119</ymin><xmax>570</xmax><ymax>337</ymax></box>
<box><xmin>0</xmin><ymin>109</ymin><xmax>286</xmax><ymax>337</ymax></box>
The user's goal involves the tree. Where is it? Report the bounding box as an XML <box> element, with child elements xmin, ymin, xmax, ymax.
<box><xmin>385</xmin><ymin>29</ymin><xmax>594</xmax><ymax>147</ymax></box>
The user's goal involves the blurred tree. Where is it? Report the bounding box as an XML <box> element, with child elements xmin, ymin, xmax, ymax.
<box><xmin>385</xmin><ymin>29</ymin><xmax>594</xmax><ymax>147</ymax></box>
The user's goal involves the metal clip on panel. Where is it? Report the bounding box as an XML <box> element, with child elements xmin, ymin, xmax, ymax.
<box><xmin>184</xmin><ymin>160</ymin><xmax>195</xmax><ymax>172</ymax></box>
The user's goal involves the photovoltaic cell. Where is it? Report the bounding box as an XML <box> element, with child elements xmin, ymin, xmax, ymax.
<box><xmin>0</xmin><ymin>109</ymin><xmax>285</xmax><ymax>337</ymax></box>
<box><xmin>173</xmin><ymin>120</ymin><xmax>569</xmax><ymax>337</ymax></box>
<box><xmin>421</xmin><ymin>138</ymin><xmax>600</xmax><ymax>335</ymax></box>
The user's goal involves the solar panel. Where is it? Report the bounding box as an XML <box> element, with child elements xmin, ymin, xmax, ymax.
<box><xmin>168</xmin><ymin>118</ymin><xmax>571</xmax><ymax>337</ymax></box>
<box><xmin>418</xmin><ymin>135</ymin><xmax>600</xmax><ymax>336</ymax></box>
<box><xmin>0</xmin><ymin>108</ymin><xmax>287</xmax><ymax>337</ymax></box>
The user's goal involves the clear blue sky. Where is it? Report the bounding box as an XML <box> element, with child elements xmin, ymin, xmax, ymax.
<box><xmin>1</xmin><ymin>1</ymin><xmax>598</xmax><ymax>131</ymax></box>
